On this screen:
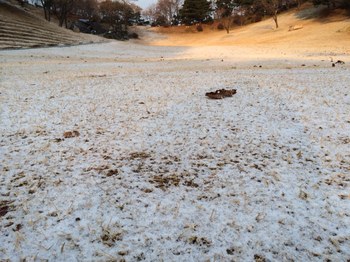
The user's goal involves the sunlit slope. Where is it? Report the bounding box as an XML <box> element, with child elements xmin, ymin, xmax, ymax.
<box><xmin>149</xmin><ymin>4</ymin><xmax>350</xmax><ymax>54</ymax></box>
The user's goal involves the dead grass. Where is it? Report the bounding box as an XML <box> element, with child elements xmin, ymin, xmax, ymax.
<box><xmin>143</xmin><ymin>4</ymin><xmax>350</xmax><ymax>55</ymax></box>
<box><xmin>0</xmin><ymin>200</ymin><xmax>15</xmax><ymax>217</ymax></box>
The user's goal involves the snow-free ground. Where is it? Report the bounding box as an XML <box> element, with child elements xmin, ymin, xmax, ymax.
<box><xmin>0</xmin><ymin>41</ymin><xmax>349</xmax><ymax>261</ymax></box>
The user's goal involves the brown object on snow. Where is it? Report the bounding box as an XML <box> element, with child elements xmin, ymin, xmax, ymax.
<box><xmin>205</xmin><ymin>89</ymin><xmax>237</xmax><ymax>99</ymax></box>
<box><xmin>63</xmin><ymin>130</ymin><xmax>80</xmax><ymax>138</ymax></box>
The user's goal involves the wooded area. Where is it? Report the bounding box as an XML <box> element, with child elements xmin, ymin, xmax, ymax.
<box><xmin>18</xmin><ymin>0</ymin><xmax>350</xmax><ymax>38</ymax></box>
<box><xmin>144</xmin><ymin>0</ymin><xmax>350</xmax><ymax>31</ymax></box>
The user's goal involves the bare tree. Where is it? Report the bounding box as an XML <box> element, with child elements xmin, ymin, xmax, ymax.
<box><xmin>100</xmin><ymin>0</ymin><xmax>135</xmax><ymax>38</ymax></box>
<box><xmin>52</xmin><ymin>0</ymin><xmax>75</xmax><ymax>27</ymax></box>
<box><xmin>142</xmin><ymin>4</ymin><xmax>157</xmax><ymax>22</ymax></box>
<box><xmin>74</xmin><ymin>0</ymin><xmax>98</xmax><ymax>19</ymax></box>
<box><xmin>258</xmin><ymin>0</ymin><xmax>281</xmax><ymax>28</ymax></box>
<box><xmin>41</xmin><ymin>0</ymin><xmax>53</xmax><ymax>21</ymax></box>
<box><xmin>144</xmin><ymin>0</ymin><xmax>182</xmax><ymax>25</ymax></box>
<box><xmin>157</xmin><ymin>0</ymin><xmax>174</xmax><ymax>23</ymax></box>
<box><xmin>216</xmin><ymin>0</ymin><xmax>236</xmax><ymax>33</ymax></box>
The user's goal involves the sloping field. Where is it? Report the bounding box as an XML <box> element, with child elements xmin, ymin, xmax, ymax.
<box><xmin>0</xmin><ymin>4</ymin><xmax>350</xmax><ymax>262</ymax></box>
<box><xmin>147</xmin><ymin>4</ymin><xmax>350</xmax><ymax>56</ymax></box>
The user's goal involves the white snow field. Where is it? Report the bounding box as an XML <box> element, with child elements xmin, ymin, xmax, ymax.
<box><xmin>0</xmin><ymin>41</ymin><xmax>349</xmax><ymax>261</ymax></box>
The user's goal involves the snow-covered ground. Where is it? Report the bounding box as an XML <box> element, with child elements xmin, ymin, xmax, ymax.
<box><xmin>0</xmin><ymin>42</ymin><xmax>349</xmax><ymax>261</ymax></box>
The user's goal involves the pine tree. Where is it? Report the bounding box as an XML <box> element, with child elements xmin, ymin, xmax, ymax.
<box><xmin>312</xmin><ymin>0</ymin><xmax>338</xmax><ymax>8</ymax></box>
<box><xmin>180</xmin><ymin>0</ymin><xmax>211</xmax><ymax>25</ymax></box>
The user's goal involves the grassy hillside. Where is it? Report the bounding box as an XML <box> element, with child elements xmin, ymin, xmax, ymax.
<box><xmin>147</xmin><ymin>3</ymin><xmax>350</xmax><ymax>54</ymax></box>
<box><xmin>0</xmin><ymin>1</ymin><xmax>103</xmax><ymax>49</ymax></box>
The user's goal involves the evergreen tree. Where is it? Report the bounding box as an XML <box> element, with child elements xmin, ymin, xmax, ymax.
<box><xmin>216</xmin><ymin>0</ymin><xmax>237</xmax><ymax>17</ymax></box>
<box><xmin>180</xmin><ymin>0</ymin><xmax>211</xmax><ymax>25</ymax></box>
<box><xmin>312</xmin><ymin>0</ymin><xmax>339</xmax><ymax>8</ymax></box>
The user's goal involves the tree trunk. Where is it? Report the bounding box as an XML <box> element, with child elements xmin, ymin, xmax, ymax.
<box><xmin>58</xmin><ymin>6</ymin><xmax>66</xmax><ymax>27</ymax></box>
<box><xmin>59</xmin><ymin>12</ymin><xmax>64</xmax><ymax>27</ymax></box>
<box><xmin>223</xmin><ymin>17</ymin><xmax>232</xmax><ymax>34</ymax></box>
<box><xmin>273</xmin><ymin>11</ymin><xmax>278</xmax><ymax>28</ymax></box>
<box><xmin>44</xmin><ymin>8</ymin><xmax>51</xmax><ymax>21</ymax></box>
<box><xmin>41</xmin><ymin>0</ymin><xmax>50</xmax><ymax>21</ymax></box>
<box><xmin>331</xmin><ymin>0</ymin><xmax>336</xmax><ymax>8</ymax></box>
<box><xmin>297</xmin><ymin>0</ymin><xmax>301</xmax><ymax>10</ymax></box>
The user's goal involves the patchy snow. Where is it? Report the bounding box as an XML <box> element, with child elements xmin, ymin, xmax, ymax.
<box><xmin>0</xmin><ymin>42</ymin><xmax>349</xmax><ymax>261</ymax></box>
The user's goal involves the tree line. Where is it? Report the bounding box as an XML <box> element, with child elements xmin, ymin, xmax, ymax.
<box><xmin>38</xmin><ymin>0</ymin><xmax>141</xmax><ymax>32</ymax></box>
<box><xmin>144</xmin><ymin>0</ymin><xmax>350</xmax><ymax>32</ymax></box>
<box><xmin>21</xmin><ymin>0</ymin><xmax>349</xmax><ymax>38</ymax></box>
